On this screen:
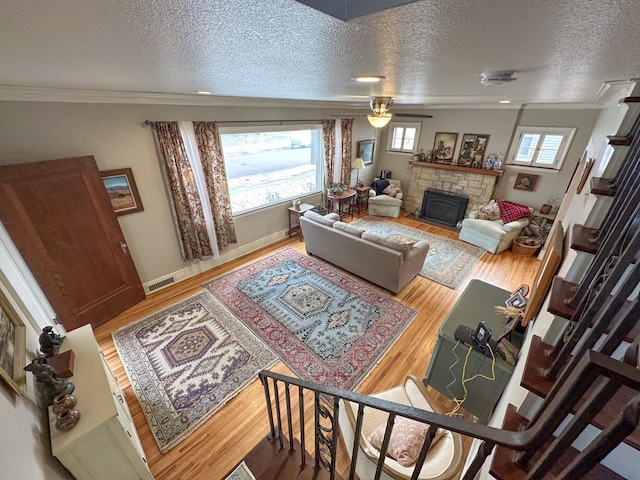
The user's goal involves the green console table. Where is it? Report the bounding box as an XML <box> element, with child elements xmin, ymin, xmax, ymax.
<box><xmin>423</xmin><ymin>279</ymin><xmax>523</xmax><ymax>423</ymax></box>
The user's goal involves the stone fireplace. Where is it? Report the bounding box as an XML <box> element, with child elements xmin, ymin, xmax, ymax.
<box><xmin>405</xmin><ymin>161</ymin><xmax>502</xmax><ymax>219</ymax></box>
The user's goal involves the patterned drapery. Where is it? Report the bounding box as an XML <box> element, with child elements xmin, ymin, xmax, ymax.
<box><xmin>193</xmin><ymin>122</ymin><xmax>237</xmax><ymax>250</ymax></box>
<box><xmin>322</xmin><ymin>120</ymin><xmax>336</xmax><ymax>198</ymax></box>
<box><xmin>340</xmin><ymin>118</ymin><xmax>354</xmax><ymax>185</ymax></box>
<box><xmin>153</xmin><ymin>122</ymin><xmax>213</xmax><ymax>261</ymax></box>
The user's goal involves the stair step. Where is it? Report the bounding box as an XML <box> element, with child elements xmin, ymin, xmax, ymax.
<box><xmin>547</xmin><ymin>276</ymin><xmax>578</xmax><ymax>319</ymax></box>
<box><xmin>546</xmin><ymin>276</ymin><xmax>640</xmax><ymax>339</ymax></box>
<box><xmin>520</xmin><ymin>336</ymin><xmax>640</xmax><ymax>451</ymax></box>
<box><xmin>607</xmin><ymin>135</ymin><xmax>633</xmax><ymax>146</ymax></box>
<box><xmin>231</xmin><ymin>434</ymin><xmax>338</xmax><ymax>480</ymax></box>
<box><xmin>570</xmin><ymin>224</ymin><xmax>599</xmax><ymax>254</ymax></box>
<box><xmin>590</xmin><ymin>177</ymin><xmax>617</xmax><ymax>196</ymax></box>
<box><xmin>489</xmin><ymin>404</ymin><xmax>624</xmax><ymax>480</ymax></box>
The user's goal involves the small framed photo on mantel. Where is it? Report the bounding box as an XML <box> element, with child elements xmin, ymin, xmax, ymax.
<box><xmin>101</xmin><ymin>168</ymin><xmax>144</xmax><ymax>216</ymax></box>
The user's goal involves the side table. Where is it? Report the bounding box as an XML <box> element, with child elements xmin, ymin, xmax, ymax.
<box><xmin>327</xmin><ymin>189</ymin><xmax>357</xmax><ymax>221</ymax></box>
<box><xmin>288</xmin><ymin>203</ymin><xmax>314</xmax><ymax>241</ymax></box>
<box><xmin>353</xmin><ymin>186</ymin><xmax>371</xmax><ymax>215</ymax></box>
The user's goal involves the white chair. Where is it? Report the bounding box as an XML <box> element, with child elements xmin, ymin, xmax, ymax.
<box><xmin>459</xmin><ymin>209</ymin><xmax>530</xmax><ymax>254</ymax></box>
<box><xmin>338</xmin><ymin>375</ymin><xmax>463</xmax><ymax>480</ymax></box>
<box><xmin>368</xmin><ymin>179</ymin><xmax>403</xmax><ymax>218</ymax></box>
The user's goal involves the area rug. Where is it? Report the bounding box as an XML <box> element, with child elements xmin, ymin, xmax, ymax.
<box><xmin>351</xmin><ymin>216</ymin><xmax>485</xmax><ymax>289</ymax></box>
<box><xmin>203</xmin><ymin>248</ymin><xmax>418</xmax><ymax>390</ymax></box>
<box><xmin>225</xmin><ymin>462</ymin><xmax>256</xmax><ymax>480</ymax></box>
<box><xmin>112</xmin><ymin>293</ymin><xmax>278</xmax><ymax>453</ymax></box>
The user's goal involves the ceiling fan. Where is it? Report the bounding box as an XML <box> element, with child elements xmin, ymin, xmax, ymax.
<box><xmin>333</xmin><ymin>97</ymin><xmax>433</xmax><ymax>128</ymax></box>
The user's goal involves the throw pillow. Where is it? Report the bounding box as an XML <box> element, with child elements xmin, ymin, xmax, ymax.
<box><xmin>333</xmin><ymin>221</ymin><xmax>365</xmax><ymax>237</ymax></box>
<box><xmin>476</xmin><ymin>200</ymin><xmax>501</xmax><ymax>221</ymax></box>
<box><xmin>362</xmin><ymin>232</ymin><xmax>416</xmax><ymax>259</ymax></box>
<box><xmin>368</xmin><ymin>417</ymin><xmax>446</xmax><ymax>467</ymax></box>
<box><xmin>382</xmin><ymin>185</ymin><xmax>402</xmax><ymax>197</ymax></box>
<box><xmin>303</xmin><ymin>210</ymin><xmax>338</xmax><ymax>227</ymax></box>
<box><xmin>495</xmin><ymin>199</ymin><xmax>532</xmax><ymax>223</ymax></box>
<box><xmin>371</xmin><ymin>178</ymin><xmax>390</xmax><ymax>196</ymax></box>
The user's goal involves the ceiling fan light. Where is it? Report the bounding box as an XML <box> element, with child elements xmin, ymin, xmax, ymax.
<box><xmin>354</xmin><ymin>75</ymin><xmax>385</xmax><ymax>83</ymax></box>
<box><xmin>367</xmin><ymin>113</ymin><xmax>392</xmax><ymax>128</ymax></box>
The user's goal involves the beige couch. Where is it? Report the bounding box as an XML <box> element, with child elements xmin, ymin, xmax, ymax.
<box><xmin>299</xmin><ymin>211</ymin><xmax>429</xmax><ymax>293</ymax></box>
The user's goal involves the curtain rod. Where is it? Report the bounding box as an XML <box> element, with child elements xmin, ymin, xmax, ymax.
<box><xmin>144</xmin><ymin>119</ymin><xmax>331</xmax><ymax>126</ymax></box>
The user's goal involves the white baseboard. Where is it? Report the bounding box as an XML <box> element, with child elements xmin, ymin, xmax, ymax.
<box><xmin>143</xmin><ymin>229</ymin><xmax>290</xmax><ymax>294</ymax></box>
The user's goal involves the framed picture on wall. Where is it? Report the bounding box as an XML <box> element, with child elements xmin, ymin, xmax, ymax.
<box><xmin>357</xmin><ymin>140</ymin><xmax>375</xmax><ymax>165</ymax></box>
<box><xmin>514</xmin><ymin>172</ymin><xmax>540</xmax><ymax>191</ymax></box>
<box><xmin>101</xmin><ymin>168</ymin><xmax>145</xmax><ymax>216</ymax></box>
<box><xmin>432</xmin><ymin>132</ymin><xmax>458</xmax><ymax>163</ymax></box>
<box><xmin>458</xmin><ymin>133</ymin><xmax>490</xmax><ymax>167</ymax></box>
<box><xmin>0</xmin><ymin>287</ymin><xmax>27</xmax><ymax>398</ymax></box>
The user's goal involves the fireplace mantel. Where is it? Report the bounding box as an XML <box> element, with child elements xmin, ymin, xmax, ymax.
<box><xmin>409</xmin><ymin>161</ymin><xmax>504</xmax><ymax>177</ymax></box>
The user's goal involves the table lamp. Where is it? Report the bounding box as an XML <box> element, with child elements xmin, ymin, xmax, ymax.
<box><xmin>352</xmin><ymin>157</ymin><xmax>365</xmax><ymax>186</ymax></box>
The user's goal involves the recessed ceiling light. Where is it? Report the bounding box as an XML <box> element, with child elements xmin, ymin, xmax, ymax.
<box><xmin>499</xmin><ymin>100</ymin><xmax>511</xmax><ymax>104</ymax></box>
<box><xmin>354</xmin><ymin>76</ymin><xmax>385</xmax><ymax>83</ymax></box>
<box><xmin>196</xmin><ymin>91</ymin><xmax>213</xmax><ymax>95</ymax></box>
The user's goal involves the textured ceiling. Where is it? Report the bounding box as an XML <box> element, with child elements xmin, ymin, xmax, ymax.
<box><xmin>1</xmin><ymin>0</ymin><xmax>639</xmax><ymax>108</ymax></box>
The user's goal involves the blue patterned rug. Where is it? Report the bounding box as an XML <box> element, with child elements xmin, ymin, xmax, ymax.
<box><xmin>351</xmin><ymin>216</ymin><xmax>485</xmax><ymax>289</ymax></box>
<box><xmin>112</xmin><ymin>292</ymin><xmax>278</xmax><ymax>453</ymax></box>
<box><xmin>203</xmin><ymin>248</ymin><xmax>418</xmax><ymax>390</ymax></box>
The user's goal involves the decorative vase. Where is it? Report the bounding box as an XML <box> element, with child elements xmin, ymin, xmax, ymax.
<box><xmin>55</xmin><ymin>408</ymin><xmax>81</xmax><ymax>431</ymax></box>
<box><xmin>485</xmin><ymin>155</ymin><xmax>495</xmax><ymax>169</ymax></box>
<box><xmin>292</xmin><ymin>198</ymin><xmax>301</xmax><ymax>210</ymax></box>
<box><xmin>52</xmin><ymin>393</ymin><xmax>77</xmax><ymax>416</ymax></box>
<box><xmin>493</xmin><ymin>154</ymin><xmax>503</xmax><ymax>170</ymax></box>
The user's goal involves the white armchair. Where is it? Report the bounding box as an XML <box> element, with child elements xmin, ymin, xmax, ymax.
<box><xmin>459</xmin><ymin>210</ymin><xmax>530</xmax><ymax>253</ymax></box>
<box><xmin>368</xmin><ymin>178</ymin><xmax>403</xmax><ymax>218</ymax></box>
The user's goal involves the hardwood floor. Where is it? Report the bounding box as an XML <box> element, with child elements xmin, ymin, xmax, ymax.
<box><xmin>93</xmin><ymin>213</ymin><xmax>540</xmax><ymax>480</ymax></box>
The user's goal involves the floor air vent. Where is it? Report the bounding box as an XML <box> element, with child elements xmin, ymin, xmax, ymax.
<box><xmin>147</xmin><ymin>276</ymin><xmax>176</xmax><ymax>292</ymax></box>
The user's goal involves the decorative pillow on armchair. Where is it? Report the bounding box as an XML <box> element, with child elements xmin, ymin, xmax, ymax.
<box><xmin>368</xmin><ymin>417</ymin><xmax>446</xmax><ymax>467</ymax></box>
<box><xmin>476</xmin><ymin>200</ymin><xmax>501</xmax><ymax>220</ymax></box>
<box><xmin>382</xmin><ymin>185</ymin><xmax>402</xmax><ymax>197</ymax></box>
<box><xmin>495</xmin><ymin>199</ymin><xmax>532</xmax><ymax>223</ymax></box>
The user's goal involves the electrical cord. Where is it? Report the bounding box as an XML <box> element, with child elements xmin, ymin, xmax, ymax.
<box><xmin>446</xmin><ymin>342</ymin><xmax>496</xmax><ymax>417</ymax></box>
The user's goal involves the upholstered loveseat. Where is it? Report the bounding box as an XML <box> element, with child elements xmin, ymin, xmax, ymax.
<box><xmin>299</xmin><ymin>211</ymin><xmax>429</xmax><ymax>293</ymax></box>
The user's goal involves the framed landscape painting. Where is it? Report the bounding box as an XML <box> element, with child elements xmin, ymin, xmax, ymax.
<box><xmin>0</xmin><ymin>288</ymin><xmax>27</xmax><ymax>398</ymax></box>
<box><xmin>357</xmin><ymin>140</ymin><xmax>375</xmax><ymax>165</ymax></box>
<box><xmin>101</xmin><ymin>168</ymin><xmax>144</xmax><ymax>216</ymax></box>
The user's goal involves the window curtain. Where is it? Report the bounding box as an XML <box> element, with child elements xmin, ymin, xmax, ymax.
<box><xmin>340</xmin><ymin>118</ymin><xmax>354</xmax><ymax>185</ymax></box>
<box><xmin>322</xmin><ymin>119</ymin><xmax>336</xmax><ymax>196</ymax></box>
<box><xmin>152</xmin><ymin>122</ymin><xmax>213</xmax><ymax>261</ymax></box>
<box><xmin>193</xmin><ymin>122</ymin><xmax>237</xmax><ymax>250</ymax></box>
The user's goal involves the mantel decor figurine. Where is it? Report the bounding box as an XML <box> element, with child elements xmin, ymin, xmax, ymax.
<box><xmin>24</xmin><ymin>357</ymin><xmax>75</xmax><ymax>405</ymax></box>
<box><xmin>39</xmin><ymin>326</ymin><xmax>65</xmax><ymax>357</ymax></box>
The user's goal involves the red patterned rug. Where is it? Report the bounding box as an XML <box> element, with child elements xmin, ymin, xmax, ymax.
<box><xmin>203</xmin><ymin>248</ymin><xmax>418</xmax><ymax>390</ymax></box>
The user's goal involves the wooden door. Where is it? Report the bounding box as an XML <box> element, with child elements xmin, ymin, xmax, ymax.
<box><xmin>0</xmin><ymin>156</ymin><xmax>146</xmax><ymax>330</ymax></box>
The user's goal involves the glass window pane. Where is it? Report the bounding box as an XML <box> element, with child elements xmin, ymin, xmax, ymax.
<box><xmin>391</xmin><ymin>127</ymin><xmax>405</xmax><ymax>149</ymax></box>
<box><xmin>402</xmin><ymin>128</ymin><xmax>417</xmax><ymax>150</ymax></box>
<box><xmin>536</xmin><ymin>135</ymin><xmax>563</xmax><ymax>165</ymax></box>
<box><xmin>515</xmin><ymin>134</ymin><xmax>540</xmax><ymax>162</ymax></box>
<box><xmin>221</xmin><ymin>129</ymin><xmax>322</xmax><ymax>214</ymax></box>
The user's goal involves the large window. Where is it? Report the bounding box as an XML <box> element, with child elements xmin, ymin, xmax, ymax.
<box><xmin>387</xmin><ymin>122</ymin><xmax>422</xmax><ymax>153</ymax></box>
<box><xmin>219</xmin><ymin>125</ymin><xmax>324</xmax><ymax>214</ymax></box>
<box><xmin>507</xmin><ymin>126</ymin><xmax>576</xmax><ymax>170</ymax></box>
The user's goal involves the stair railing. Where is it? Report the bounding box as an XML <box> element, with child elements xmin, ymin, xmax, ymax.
<box><xmin>259</xmin><ymin>340</ymin><xmax>640</xmax><ymax>480</ymax></box>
